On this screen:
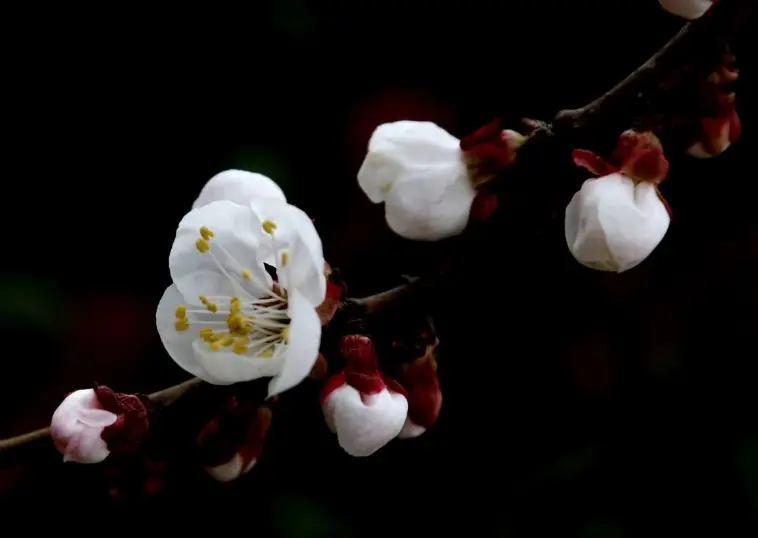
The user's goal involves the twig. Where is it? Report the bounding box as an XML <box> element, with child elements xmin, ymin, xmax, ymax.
<box><xmin>1</xmin><ymin>0</ymin><xmax>755</xmax><ymax>461</ymax></box>
<box><xmin>0</xmin><ymin>377</ymin><xmax>204</xmax><ymax>454</ymax></box>
<box><xmin>353</xmin><ymin>0</ymin><xmax>757</xmax><ymax>312</ymax></box>
<box><xmin>551</xmin><ymin>0</ymin><xmax>757</xmax><ymax>136</ymax></box>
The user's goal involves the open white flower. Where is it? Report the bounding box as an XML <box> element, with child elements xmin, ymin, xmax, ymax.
<box><xmin>565</xmin><ymin>173</ymin><xmax>670</xmax><ymax>272</ymax></box>
<box><xmin>157</xmin><ymin>199</ymin><xmax>325</xmax><ymax>396</ymax></box>
<box><xmin>659</xmin><ymin>0</ymin><xmax>714</xmax><ymax>19</ymax></box>
<box><xmin>193</xmin><ymin>169</ymin><xmax>286</xmax><ymax>209</ymax></box>
<box><xmin>357</xmin><ymin>121</ymin><xmax>476</xmax><ymax>241</ymax></box>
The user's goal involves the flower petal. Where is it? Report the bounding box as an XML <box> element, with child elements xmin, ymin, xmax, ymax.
<box><xmin>249</xmin><ymin>198</ymin><xmax>326</xmax><ymax>306</ymax></box>
<box><xmin>267</xmin><ymin>288</ymin><xmax>321</xmax><ymax>397</ymax></box>
<box><xmin>193</xmin><ymin>170</ymin><xmax>286</xmax><ymax>209</ymax></box>
<box><xmin>659</xmin><ymin>0</ymin><xmax>713</xmax><ymax>20</ymax></box>
<box><xmin>565</xmin><ymin>174</ymin><xmax>669</xmax><ymax>272</ymax></box>
<box><xmin>357</xmin><ymin>121</ymin><xmax>462</xmax><ymax>203</ymax></box>
<box><xmin>601</xmin><ymin>182</ymin><xmax>670</xmax><ymax>271</ymax></box>
<box><xmin>398</xmin><ymin>419</ymin><xmax>426</xmax><ymax>439</ymax></box>
<box><xmin>383</xmin><ymin>169</ymin><xmax>475</xmax><ymax>241</ymax></box>
<box><xmin>156</xmin><ymin>284</ymin><xmax>210</xmax><ymax>380</ymax></box>
<box><xmin>323</xmin><ymin>385</ymin><xmax>408</xmax><ymax>457</ymax></box>
<box><xmin>170</xmin><ymin>201</ymin><xmax>272</xmax><ymax>301</ymax></box>
<box><xmin>193</xmin><ymin>340</ymin><xmax>285</xmax><ymax>385</ymax></box>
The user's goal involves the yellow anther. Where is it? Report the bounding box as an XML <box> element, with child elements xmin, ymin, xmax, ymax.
<box><xmin>199</xmin><ymin>295</ymin><xmax>208</xmax><ymax>303</ymax></box>
<box><xmin>200</xmin><ymin>226</ymin><xmax>214</xmax><ymax>240</ymax></box>
<box><xmin>241</xmin><ymin>269</ymin><xmax>252</xmax><ymax>280</ymax></box>
<box><xmin>281</xmin><ymin>327</ymin><xmax>289</xmax><ymax>342</ymax></box>
<box><xmin>230</xmin><ymin>297</ymin><xmax>241</xmax><ymax>313</ymax></box>
<box><xmin>174</xmin><ymin>305</ymin><xmax>186</xmax><ymax>319</ymax></box>
<box><xmin>196</xmin><ymin>238</ymin><xmax>210</xmax><ymax>253</ymax></box>
<box><xmin>209</xmin><ymin>333</ymin><xmax>223</xmax><ymax>342</ymax></box>
<box><xmin>281</xmin><ymin>252</ymin><xmax>288</xmax><ymax>267</ymax></box>
<box><xmin>199</xmin><ymin>328</ymin><xmax>213</xmax><ymax>339</ymax></box>
<box><xmin>174</xmin><ymin>319</ymin><xmax>190</xmax><ymax>331</ymax></box>
<box><xmin>233</xmin><ymin>341</ymin><xmax>248</xmax><ymax>354</ymax></box>
<box><xmin>262</xmin><ymin>220</ymin><xmax>277</xmax><ymax>234</ymax></box>
<box><xmin>222</xmin><ymin>336</ymin><xmax>235</xmax><ymax>347</ymax></box>
<box><xmin>205</xmin><ymin>302</ymin><xmax>218</xmax><ymax>313</ymax></box>
<box><xmin>261</xmin><ymin>348</ymin><xmax>273</xmax><ymax>358</ymax></box>
<box><xmin>210</xmin><ymin>340</ymin><xmax>222</xmax><ymax>351</ymax></box>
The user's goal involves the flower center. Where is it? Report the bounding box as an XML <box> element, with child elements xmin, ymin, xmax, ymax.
<box><xmin>174</xmin><ymin>221</ymin><xmax>292</xmax><ymax>359</ymax></box>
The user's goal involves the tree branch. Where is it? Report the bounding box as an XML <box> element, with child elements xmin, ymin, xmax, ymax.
<box><xmin>551</xmin><ymin>0</ymin><xmax>756</xmax><ymax>137</ymax></box>
<box><xmin>0</xmin><ymin>377</ymin><xmax>204</xmax><ymax>454</ymax></box>
<box><xmin>352</xmin><ymin>0</ymin><xmax>757</xmax><ymax>313</ymax></box>
<box><xmin>1</xmin><ymin>0</ymin><xmax>755</xmax><ymax>462</ymax></box>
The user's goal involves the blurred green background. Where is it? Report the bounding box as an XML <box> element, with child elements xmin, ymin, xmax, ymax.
<box><xmin>1</xmin><ymin>0</ymin><xmax>757</xmax><ymax>536</ymax></box>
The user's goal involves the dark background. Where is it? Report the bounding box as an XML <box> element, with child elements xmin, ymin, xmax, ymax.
<box><xmin>1</xmin><ymin>0</ymin><xmax>757</xmax><ymax>536</ymax></box>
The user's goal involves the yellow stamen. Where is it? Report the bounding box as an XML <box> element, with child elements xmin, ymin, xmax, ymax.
<box><xmin>210</xmin><ymin>340</ymin><xmax>222</xmax><ymax>351</ymax></box>
<box><xmin>261</xmin><ymin>348</ymin><xmax>273</xmax><ymax>358</ymax></box>
<box><xmin>233</xmin><ymin>340</ymin><xmax>248</xmax><ymax>354</ymax></box>
<box><xmin>174</xmin><ymin>305</ymin><xmax>186</xmax><ymax>319</ymax></box>
<box><xmin>199</xmin><ymin>295</ymin><xmax>208</xmax><ymax>303</ymax></box>
<box><xmin>241</xmin><ymin>269</ymin><xmax>252</xmax><ymax>280</ymax></box>
<box><xmin>174</xmin><ymin>319</ymin><xmax>190</xmax><ymax>331</ymax></box>
<box><xmin>200</xmin><ymin>226</ymin><xmax>214</xmax><ymax>240</ymax></box>
<box><xmin>222</xmin><ymin>336</ymin><xmax>235</xmax><ymax>347</ymax></box>
<box><xmin>205</xmin><ymin>302</ymin><xmax>218</xmax><ymax>313</ymax></box>
<box><xmin>199</xmin><ymin>328</ymin><xmax>213</xmax><ymax>339</ymax></box>
<box><xmin>262</xmin><ymin>220</ymin><xmax>277</xmax><ymax>234</ymax></box>
<box><xmin>196</xmin><ymin>239</ymin><xmax>210</xmax><ymax>253</ymax></box>
<box><xmin>281</xmin><ymin>327</ymin><xmax>289</xmax><ymax>342</ymax></box>
<box><xmin>281</xmin><ymin>252</ymin><xmax>288</xmax><ymax>266</ymax></box>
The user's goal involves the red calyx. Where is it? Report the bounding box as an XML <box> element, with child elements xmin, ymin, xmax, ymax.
<box><xmin>460</xmin><ymin>118</ymin><xmax>521</xmax><ymax>180</ymax></box>
<box><xmin>573</xmin><ymin>130</ymin><xmax>669</xmax><ymax>185</ymax></box>
<box><xmin>309</xmin><ymin>353</ymin><xmax>328</xmax><ymax>381</ymax></box>
<box><xmin>399</xmin><ymin>356</ymin><xmax>442</xmax><ymax>428</ymax></box>
<box><xmin>339</xmin><ymin>335</ymin><xmax>379</xmax><ymax>370</ymax></box>
<box><xmin>196</xmin><ymin>397</ymin><xmax>272</xmax><ymax>471</ymax></box>
<box><xmin>321</xmin><ymin>336</ymin><xmax>407</xmax><ymax>404</ymax></box>
<box><xmin>316</xmin><ymin>280</ymin><xmax>344</xmax><ymax>326</ymax></box>
<box><xmin>94</xmin><ymin>384</ymin><xmax>150</xmax><ymax>454</ymax></box>
<box><xmin>469</xmin><ymin>192</ymin><xmax>499</xmax><ymax>222</ymax></box>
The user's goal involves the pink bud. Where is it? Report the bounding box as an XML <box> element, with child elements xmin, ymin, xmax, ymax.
<box><xmin>320</xmin><ymin>359</ymin><xmax>408</xmax><ymax>457</ymax></box>
<box><xmin>50</xmin><ymin>389</ymin><xmax>118</xmax><ymax>464</ymax></box>
<box><xmin>197</xmin><ymin>398</ymin><xmax>272</xmax><ymax>482</ymax></box>
<box><xmin>460</xmin><ymin>118</ymin><xmax>524</xmax><ymax>183</ymax></box>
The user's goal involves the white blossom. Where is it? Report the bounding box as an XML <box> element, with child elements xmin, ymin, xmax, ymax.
<box><xmin>357</xmin><ymin>121</ymin><xmax>476</xmax><ymax>241</ymax></box>
<box><xmin>193</xmin><ymin>169</ymin><xmax>286</xmax><ymax>209</ymax></box>
<box><xmin>564</xmin><ymin>173</ymin><xmax>670</xmax><ymax>273</ymax></box>
<box><xmin>157</xmin><ymin>198</ymin><xmax>325</xmax><ymax>397</ymax></box>
<box><xmin>659</xmin><ymin>0</ymin><xmax>714</xmax><ymax>20</ymax></box>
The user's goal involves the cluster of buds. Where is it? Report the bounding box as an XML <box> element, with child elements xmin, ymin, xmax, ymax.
<box><xmin>196</xmin><ymin>397</ymin><xmax>273</xmax><ymax>482</ymax></box>
<box><xmin>320</xmin><ymin>333</ymin><xmax>442</xmax><ymax>456</ymax></box>
<box><xmin>357</xmin><ymin>119</ymin><xmax>524</xmax><ymax>241</ymax></box>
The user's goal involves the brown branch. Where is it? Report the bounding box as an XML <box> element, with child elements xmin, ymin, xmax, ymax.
<box><xmin>0</xmin><ymin>377</ymin><xmax>204</xmax><ymax>454</ymax></box>
<box><xmin>1</xmin><ymin>0</ymin><xmax>755</xmax><ymax>463</ymax></box>
<box><xmin>551</xmin><ymin>0</ymin><xmax>757</xmax><ymax>137</ymax></box>
<box><xmin>353</xmin><ymin>0</ymin><xmax>757</xmax><ymax>314</ymax></box>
